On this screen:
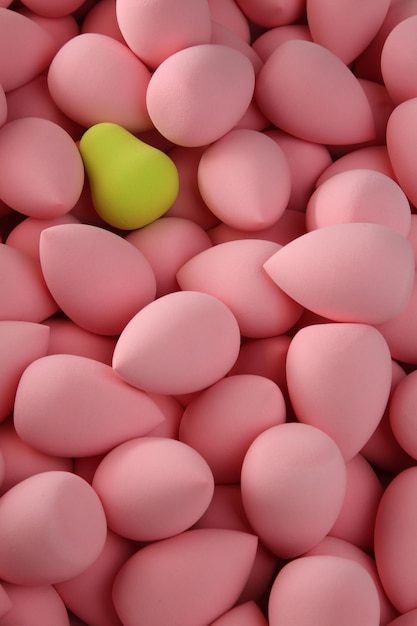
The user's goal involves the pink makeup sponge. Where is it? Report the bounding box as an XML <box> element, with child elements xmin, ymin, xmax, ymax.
<box><xmin>328</xmin><ymin>454</ymin><xmax>384</xmax><ymax>553</ymax></box>
<box><xmin>146</xmin><ymin>44</ymin><xmax>255</xmax><ymax>147</ymax></box>
<box><xmin>112</xmin><ymin>290</ymin><xmax>241</xmax><ymax>395</ymax></box>
<box><xmin>39</xmin><ymin>223</ymin><xmax>157</xmax><ymax>335</ymax></box>
<box><xmin>306</xmin><ymin>0</ymin><xmax>390</xmax><ymax>65</ymax></box>
<box><xmin>112</xmin><ymin>528</ymin><xmax>258</xmax><ymax>626</ymax></box>
<box><xmin>286</xmin><ymin>323</ymin><xmax>392</xmax><ymax>460</ymax></box>
<box><xmin>13</xmin><ymin>354</ymin><xmax>165</xmax><ymax>457</ymax></box>
<box><xmin>240</xmin><ymin>422</ymin><xmax>347</xmax><ymax>558</ymax></box>
<box><xmin>196</xmin><ymin>129</ymin><xmax>291</xmax><ymax>231</ymax></box>
<box><xmin>116</xmin><ymin>0</ymin><xmax>212</xmax><ymax>69</ymax></box>
<box><xmin>176</xmin><ymin>239</ymin><xmax>303</xmax><ymax>338</ymax></box>
<box><xmin>381</xmin><ymin>15</ymin><xmax>417</xmax><ymax>104</ymax></box>
<box><xmin>0</xmin><ymin>470</ymin><xmax>107</xmax><ymax>585</ymax></box>
<box><xmin>255</xmin><ymin>40</ymin><xmax>375</xmax><ymax>145</ymax></box>
<box><xmin>0</xmin><ymin>243</ymin><xmax>58</xmax><ymax>322</ymax></box>
<box><xmin>268</xmin><ymin>555</ymin><xmax>380</xmax><ymax>626</ymax></box>
<box><xmin>92</xmin><ymin>436</ymin><xmax>214</xmax><ymax>541</ymax></box>
<box><xmin>0</xmin><ymin>583</ymin><xmax>70</xmax><ymax>626</ymax></box>
<box><xmin>47</xmin><ymin>33</ymin><xmax>152</xmax><ymax>132</ymax></box>
<box><xmin>0</xmin><ymin>117</ymin><xmax>84</xmax><ymax>218</ymax></box>
<box><xmin>375</xmin><ymin>466</ymin><xmax>417</xmax><ymax>613</ymax></box>
<box><xmin>263</xmin><ymin>222</ymin><xmax>415</xmax><ymax>324</ymax></box>
<box><xmin>386</xmin><ymin>98</ymin><xmax>417</xmax><ymax>208</ymax></box>
<box><xmin>179</xmin><ymin>374</ymin><xmax>286</xmax><ymax>483</ymax></box>
<box><xmin>0</xmin><ymin>7</ymin><xmax>56</xmax><ymax>92</ymax></box>
<box><xmin>306</xmin><ymin>168</ymin><xmax>411</xmax><ymax>236</ymax></box>
<box><xmin>389</xmin><ymin>370</ymin><xmax>417</xmax><ymax>461</ymax></box>
<box><xmin>0</xmin><ymin>320</ymin><xmax>49</xmax><ymax>423</ymax></box>
<box><xmin>304</xmin><ymin>536</ymin><xmax>398</xmax><ymax>625</ymax></box>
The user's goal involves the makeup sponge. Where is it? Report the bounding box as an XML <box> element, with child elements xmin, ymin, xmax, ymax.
<box><xmin>0</xmin><ymin>470</ymin><xmax>107</xmax><ymax>585</ymax></box>
<box><xmin>92</xmin><ymin>436</ymin><xmax>214</xmax><ymax>541</ymax></box>
<box><xmin>146</xmin><ymin>44</ymin><xmax>255</xmax><ymax>147</ymax></box>
<box><xmin>268</xmin><ymin>555</ymin><xmax>380</xmax><ymax>626</ymax></box>
<box><xmin>240</xmin><ymin>422</ymin><xmax>347</xmax><ymax>558</ymax></box>
<box><xmin>13</xmin><ymin>354</ymin><xmax>165</xmax><ymax>457</ymax></box>
<box><xmin>255</xmin><ymin>40</ymin><xmax>375</xmax><ymax>145</ymax></box>
<box><xmin>263</xmin><ymin>222</ymin><xmax>415</xmax><ymax>324</ymax></box>
<box><xmin>116</xmin><ymin>0</ymin><xmax>212</xmax><ymax>69</ymax></box>
<box><xmin>79</xmin><ymin>122</ymin><xmax>179</xmax><ymax>229</ymax></box>
<box><xmin>112</xmin><ymin>528</ymin><xmax>258</xmax><ymax>626</ymax></box>
<box><xmin>112</xmin><ymin>290</ymin><xmax>241</xmax><ymax>395</ymax></box>
<box><xmin>39</xmin><ymin>223</ymin><xmax>157</xmax><ymax>335</ymax></box>
<box><xmin>286</xmin><ymin>323</ymin><xmax>392</xmax><ymax>460</ymax></box>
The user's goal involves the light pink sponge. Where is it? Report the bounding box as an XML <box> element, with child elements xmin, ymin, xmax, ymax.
<box><xmin>263</xmin><ymin>222</ymin><xmax>415</xmax><ymax>324</ymax></box>
<box><xmin>39</xmin><ymin>223</ymin><xmax>157</xmax><ymax>335</ymax></box>
<box><xmin>13</xmin><ymin>354</ymin><xmax>165</xmax><ymax>457</ymax></box>
<box><xmin>255</xmin><ymin>40</ymin><xmax>375</xmax><ymax>145</ymax></box>
<box><xmin>241</xmin><ymin>422</ymin><xmax>347</xmax><ymax>558</ymax></box>
<box><xmin>0</xmin><ymin>470</ymin><xmax>107</xmax><ymax>585</ymax></box>
<box><xmin>92</xmin><ymin>436</ymin><xmax>214</xmax><ymax>541</ymax></box>
<box><xmin>268</xmin><ymin>555</ymin><xmax>380</xmax><ymax>626</ymax></box>
<box><xmin>0</xmin><ymin>117</ymin><xmax>84</xmax><ymax>218</ymax></box>
<box><xmin>112</xmin><ymin>290</ymin><xmax>241</xmax><ymax>395</ymax></box>
<box><xmin>375</xmin><ymin>466</ymin><xmax>417</xmax><ymax>613</ymax></box>
<box><xmin>116</xmin><ymin>0</ymin><xmax>212</xmax><ymax>69</ymax></box>
<box><xmin>286</xmin><ymin>323</ymin><xmax>392</xmax><ymax>460</ymax></box>
<box><xmin>113</xmin><ymin>528</ymin><xmax>258</xmax><ymax>626</ymax></box>
<box><xmin>146</xmin><ymin>44</ymin><xmax>255</xmax><ymax>147</ymax></box>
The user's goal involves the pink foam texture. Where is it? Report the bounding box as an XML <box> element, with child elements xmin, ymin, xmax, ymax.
<box><xmin>2</xmin><ymin>0</ymin><xmax>417</xmax><ymax>623</ymax></box>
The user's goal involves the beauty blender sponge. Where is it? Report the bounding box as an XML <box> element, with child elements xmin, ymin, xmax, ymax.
<box><xmin>286</xmin><ymin>323</ymin><xmax>392</xmax><ymax>461</ymax></box>
<box><xmin>306</xmin><ymin>0</ymin><xmax>390</xmax><ymax>65</ymax></box>
<box><xmin>112</xmin><ymin>290</ymin><xmax>241</xmax><ymax>395</ymax></box>
<box><xmin>375</xmin><ymin>466</ymin><xmax>417</xmax><ymax>613</ymax></box>
<box><xmin>116</xmin><ymin>0</ymin><xmax>212</xmax><ymax>69</ymax></box>
<box><xmin>13</xmin><ymin>353</ymin><xmax>165</xmax><ymax>457</ymax></box>
<box><xmin>0</xmin><ymin>470</ymin><xmax>107</xmax><ymax>585</ymax></box>
<box><xmin>178</xmin><ymin>374</ymin><xmax>286</xmax><ymax>483</ymax></box>
<box><xmin>381</xmin><ymin>15</ymin><xmax>417</xmax><ymax>104</ymax></box>
<box><xmin>0</xmin><ymin>7</ymin><xmax>56</xmax><ymax>92</ymax></box>
<box><xmin>112</xmin><ymin>528</ymin><xmax>258</xmax><ymax>626</ymax></box>
<box><xmin>0</xmin><ymin>117</ymin><xmax>84</xmax><ymax>219</ymax></box>
<box><xmin>268</xmin><ymin>555</ymin><xmax>380</xmax><ymax>626</ymax></box>
<box><xmin>197</xmin><ymin>128</ymin><xmax>291</xmax><ymax>231</ymax></box>
<box><xmin>306</xmin><ymin>168</ymin><xmax>411</xmax><ymax>236</ymax></box>
<box><xmin>389</xmin><ymin>370</ymin><xmax>417</xmax><ymax>461</ymax></box>
<box><xmin>39</xmin><ymin>223</ymin><xmax>157</xmax><ymax>335</ymax></box>
<box><xmin>79</xmin><ymin>122</ymin><xmax>179</xmax><ymax>230</ymax></box>
<box><xmin>0</xmin><ymin>583</ymin><xmax>70</xmax><ymax>626</ymax></box>
<box><xmin>240</xmin><ymin>422</ymin><xmax>347</xmax><ymax>558</ymax></box>
<box><xmin>47</xmin><ymin>33</ymin><xmax>152</xmax><ymax>132</ymax></box>
<box><xmin>263</xmin><ymin>222</ymin><xmax>415</xmax><ymax>324</ymax></box>
<box><xmin>386</xmin><ymin>97</ymin><xmax>417</xmax><ymax>209</ymax></box>
<box><xmin>146</xmin><ymin>44</ymin><xmax>255</xmax><ymax>147</ymax></box>
<box><xmin>255</xmin><ymin>39</ymin><xmax>375</xmax><ymax>145</ymax></box>
<box><xmin>92</xmin><ymin>436</ymin><xmax>214</xmax><ymax>541</ymax></box>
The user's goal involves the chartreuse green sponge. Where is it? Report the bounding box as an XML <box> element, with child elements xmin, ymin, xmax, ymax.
<box><xmin>79</xmin><ymin>122</ymin><xmax>179</xmax><ymax>230</ymax></box>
